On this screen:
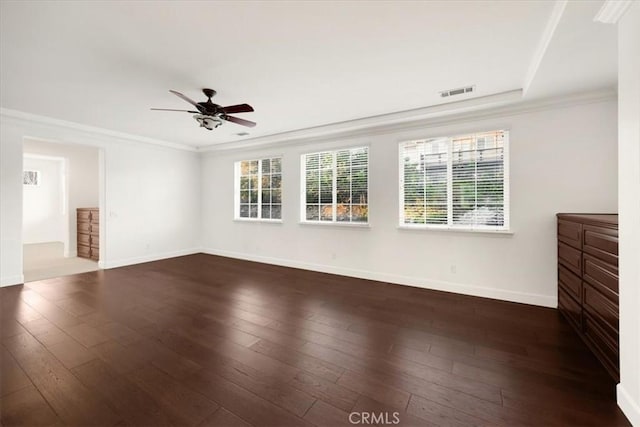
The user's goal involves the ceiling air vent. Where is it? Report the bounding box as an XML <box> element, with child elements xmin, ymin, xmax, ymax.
<box><xmin>236</xmin><ymin>132</ymin><xmax>250</xmax><ymax>136</ymax></box>
<box><xmin>440</xmin><ymin>85</ymin><xmax>475</xmax><ymax>98</ymax></box>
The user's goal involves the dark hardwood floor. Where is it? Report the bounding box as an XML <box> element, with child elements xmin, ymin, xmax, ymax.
<box><xmin>0</xmin><ymin>254</ymin><xmax>630</xmax><ymax>426</ymax></box>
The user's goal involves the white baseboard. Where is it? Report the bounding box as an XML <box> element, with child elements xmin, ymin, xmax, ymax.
<box><xmin>101</xmin><ymin>248</ymin><xmax>202</xmax><ymax>269</ymax></box>
<box><xmin>202</xmin><ymin>248</ymin><xmax>556</xmax><ymax>308</ymax></box>
<box><xmin>1</xmin><ymin>274</ymin><xmax>24</xmax><ymax>287</ymax></box>
<box><xmin>64</xmin><ymin>250</ymin><xmax>77</xmax><ymax>258</ymax></box>
<box><xmin>618</xmin><ymin>383</ymin><xmax>640</xmax><ymax>426</ymax></box>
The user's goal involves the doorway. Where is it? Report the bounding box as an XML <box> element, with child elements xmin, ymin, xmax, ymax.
<box><xmin>22</xmin><ymin>140</ymin><xmax>101</xmax><ymax>282</ymax></box>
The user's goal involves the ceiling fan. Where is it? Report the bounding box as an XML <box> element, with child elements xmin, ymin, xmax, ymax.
<box><xmin>151</xmin><ymin>88</ymin><xmax>256</xmax><ymax>130</ymax></box>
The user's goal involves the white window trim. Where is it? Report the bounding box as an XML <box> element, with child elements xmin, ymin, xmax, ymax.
<box><xmin>299</xmin><ymin>221</ymin><xmax>371</xmax><ymax>228</ymax></box>
<box><xmin>234</xmin><ymin>218</ymin><xmax>283</xmax><ymax>224</ymax></box>
<box><xmin>300</xmin><ymin>146</ymin><xmax>370</xmax><ymax>226</ymax></box>
<box><xmin>234</xmin><ymin>157</ymin><xmax>282</xmax><ymax>221</ymax></box>
<box><xmin>398</xmin><ymin>130</ymin><xmax>510</xmax><ymax>232</ymax></box>
<box><xmin>397</xmin><ymin>224</ymin><xmax>513</xmax><ymax>235</ymax></box>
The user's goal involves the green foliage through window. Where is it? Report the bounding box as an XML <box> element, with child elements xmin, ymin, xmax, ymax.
<box><xmin>236</xmin><ymin>157</ymin><xmax>282</xmax><ymax>220</ymax></box>
<box><xmin>302</xmin><ymin>147</ymin><xmax>368</xmax><ymax>223</ymax></box>
<box><xmin>400</xmin><ymin>131</ymin><xmax>508</xmax><ymax>229</ymax></box>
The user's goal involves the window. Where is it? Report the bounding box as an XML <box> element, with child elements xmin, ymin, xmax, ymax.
<box><xmin>400</xmin><ymin>130</ymin><xmax>509</xmax><ymax>231</ymax></box>
<box><xmin>234</xmin><ymin>157</ymin><xmax>282</xmax><ymax>220</ymax></box>
<box><xmin>23</xmin><ymin>170</ymin><xmax>40</xmax><ymax>186</ymax></box>
<box><xmin>301</xmin><ymin>147</ymin><xmax>368</xmax><ymax>224</ymax></box>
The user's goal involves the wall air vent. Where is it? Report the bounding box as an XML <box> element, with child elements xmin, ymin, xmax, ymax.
<box><xmin>236</xmin><ymin>132</ymin><xmax>250</xmax><ymax>136</ymax></box>
<box><xmin>440</xmin><ymin>85</ymin><xmax>475</xmax><ymax>98</ymax></box>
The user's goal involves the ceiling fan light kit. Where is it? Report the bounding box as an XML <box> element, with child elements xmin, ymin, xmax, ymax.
<box><xmin>151</xmin><ymin>88</ymin><xmax>256</xmax><ymax>130</ymax></box>
<box><xmin>194</xmin><ymin>114</ymin><xmax>223</xmax><ymax>130</ymax></box>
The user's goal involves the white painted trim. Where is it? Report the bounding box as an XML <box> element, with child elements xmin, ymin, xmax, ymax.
<box><xmin>397</xmin><ymin>225</ymin><xmax>513</xmax><ymax>235</ymax></box>
<box><xmin>3</xmin><ymin>89</ymin><xmax>616</xmax><ymax>155</ymax></box>
<box><xmin>98</xmin><ymin>148</ymin><xmax>106</xmax><ymax>269</ymax></box>
<box><xmin>594</xmin><ymin>0</ymin><xmax>635</xmax><ymax>24</ymax></box>
<box><xmin>23</xmin><ymin>153</ymin><xmax>66</xmax><ymax>162</ymax></box>
<box><xmin>1</xmin><ymin>275</ymin><xmax>24</xmax><ymax>287</ymax></box>
<box><xmin>202</xmin><ymin>248</ymin><xmax>556</xmax><ymax>308</ymax></box>
<box><xmin>201</xmin><ymin>89</ymin><xmax>616</xmax><ymax>154</ymax></box>
<box><xmin>64</xmin><ymin>251</ymin><xmax>78</xmax><ymax>258</ymax></box>
<box><xmin>617</xmin><ymin>383</ymin><xmax>640</xmax><ymax>426</ymax></box>
<box><xmin>101</xmin><ymin>247</ymin><xmax>201</xmax><ymax>269</ymax></box>
<box><xmin>233</xmin><ymin>218</ymin><xmax>283</xmax><ymax>224</ymax></box>
<box><xmin>203</xmin><ymin>90</ymin><xmax>523</xmax><ymax>152</ymax></box>
<box><xmin>299</xmin><ymin>221</ymin><xmax>371</xmax><ymax>229</ymax></box>
<box><xmin>0</xmin><ymin>108</ymin><xmax>196</xmax><ymax>152</ymax></box>
<box><xmin>523</xmin><ymin>0</ymin><xmax>568</xmax><ymax>96</ymax></box>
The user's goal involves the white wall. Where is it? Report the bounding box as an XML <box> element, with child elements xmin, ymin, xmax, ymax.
<box><xmin>22</xmin><ymin>156</ymin><xmax>66</xmax><ymax>244</ymax></box>
<box><xmin>1</xmin><ymin>124</ymin><xmax>25</xmax><ymax>285</ymax></box>
<box><xmin>202</xmin><ymin>98</ymin><xmax>618</xmax><ymax>307</ymax></box>
<box><xmin>0</xmin><ymin>113</ymin><xmax>201</xmax><ymax>286</ymax></box>
<box><xmin>617</xmin><ymin>2</ymin><xmax>640</xmax><ymax>425</ymax></box>
<box><xmin>23</xmin><ymin>140</ymin><xmax>99</xmax><ymax>256</ymax></box>
<box><xmin>103</xmin><ymin>142</ymin><xmax>201</xmax><ymax>267</ymax></box>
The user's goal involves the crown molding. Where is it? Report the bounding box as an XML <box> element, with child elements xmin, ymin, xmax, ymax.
<box><xmin>200</xmin><ymin>88</ymin><xmax>616</xmax><ymax>154</ymax></box>
<box><xmin>0</xmin><ymin>108</ymin><xmax>197</xmax><ymax>152</ymax></box>
<box><xmin>523</xmin><ymin>0</ymin><xmax>567</xmax><ymax>96</ymax></box>
<box><xmin>594</xmin><ymin>0</ymin><xmax>634</xmax><ymax>23</ymax></box>
<box><xmin>1</xmin><ymin>87</ymin><xmax>617</xmax><ymax>156</ymax></box>
<box><xmin>200</xmin><ymin>90</ymin><xmax>523</xmax><ymax>152</ymax></box>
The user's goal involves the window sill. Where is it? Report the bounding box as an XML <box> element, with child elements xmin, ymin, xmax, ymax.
<box><xmin>299</xmin><ymin>221</ymin><xmax>371</xmax><ymax>229</ymax></box>
<box><xmin>397</xmin><ymin>225</ymin><xmax>513</xmax><ymax>235</ymax></box>
<box><xmin>234</xmin><ymin>218</ymin><xmax>283</xmax><ymax>224</ymax></box>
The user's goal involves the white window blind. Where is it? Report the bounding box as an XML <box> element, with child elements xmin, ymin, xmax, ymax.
<box><xmin>235</xmin><ymin>157</ymin><xmax>282</xmax><ymax>220</ymax></box>
<box><xmin>400</xmin><ymin>130</ymin><xmax>509</xmax><ymax>230</ymax></box>
<box><xmin>301</xmin><ymin>147</ymin><xmax>368</xmax><ymax>223</ymax></box>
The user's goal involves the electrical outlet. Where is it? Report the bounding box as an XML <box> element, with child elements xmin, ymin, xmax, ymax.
<box><xmin>450</xmin><ymin>265</ymin><xmax>457</xmax><ymax>274</ymax></box>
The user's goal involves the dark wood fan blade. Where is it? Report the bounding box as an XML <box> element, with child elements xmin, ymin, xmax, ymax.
<box><xmin>169</xmin><ymin>90</ymin><xmax>205</xmax><ymax>112</ymax></box>
<box><xmin>223</xmin><ymin>115</ymin><xmax>257</xmax><ymax>128</ymax></box>
<box><xmin>151</xmin><ymin>108</ymin><xmax>199</xmax><ymax>113</ymax></box>
<box><xmin>221</xmin><ymin>104</ymin><xmax>254</xmax><ymax>114</ymax></box>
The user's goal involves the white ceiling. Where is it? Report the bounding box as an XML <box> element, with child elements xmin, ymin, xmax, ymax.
<box><xmin>0</xmin><ymin>1</ymin><xmax>617</xmax><ymax>148</ymax></box>
<box><xmin>524</xmin><ymin>0</ymin><xmax>617</xmax><ymax>99</ymax></box>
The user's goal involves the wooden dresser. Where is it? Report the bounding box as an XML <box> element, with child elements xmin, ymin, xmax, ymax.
<box><xmin>77</xmin><ymin>208</ymin><xmax>99</xmax><ymax>261</ymax></box>
<box><xmin>557</xmin><ymin>213</ymin><xmax>619</xmax><ymax>381</ymax></box>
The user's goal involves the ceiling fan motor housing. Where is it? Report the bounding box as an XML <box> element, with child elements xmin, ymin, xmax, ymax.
<box><xmin>202</xmin><ymin>88</ymin><xmax>217</xmax><ymax>99</ymax></box>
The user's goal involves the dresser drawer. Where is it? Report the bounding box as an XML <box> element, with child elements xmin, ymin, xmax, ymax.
<box><xmin>583</xmin><ymin>253</ymin><xmax>618</xmax><ymax>302</ymax></box>
<box><xmin>77</xmin><ymin>209</ymin><xmax>91</xmax><ymax>222</ymax></box>
<box><xmin>558</xmin><ymin>220</ymin><xmax>582</xmax><ymax>250</ymax></box>
<box><xmin>558</xmin><ymin>285</ymin><xmax>581</xmax><ymax>332</ymax></box>
<box><xmin>78</xmin><ymin>244</ymin><xmax>91</xmax><ymax>259</ymax></box>
<box><xmin>78</xmin><ymin>233</ymin><xmax>91</xmax><ymax>246</ymax></box>
<box><xmin>78</xmin><ymin>222</ymin><xmax>91</xmax><ymax>234</ymax></box>
<box><xmin>90</xmin><ymin>247</ymin><xmax>99</xmax><ymax>261</ymax></box>
<box><xmin>90</xmin><ymin>209</ymin><xmax>99</xmax><ymax>225</ymax></box>
<box><xmin>558</xmin><ymin>242</ymin><xmax>582</xmax><ymax>276</ymax></box>
<box><xmin>558</xmin><ymin>264</ymin><xmax>581</xmax><ymax>303</ymax></box>
<box><xmin>583</xmin><ymin>281</ymin><xmax>618</xmax><ymax>337</ymax></box>
<box><xmin>583</xmin><ymin>312</ymin><xmax>619</xmax><ymax>381</ymax></box>
<box><xmin>90</xmin><ymin>235</ymin><xmax>99</xmax><ymax>249</ymax></box>
<box><xmin>583</xmin><ymin>225</ymin><xmax>618</xmax><ymax>266</ymax></box>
